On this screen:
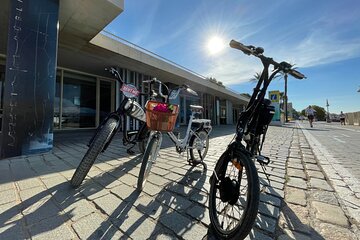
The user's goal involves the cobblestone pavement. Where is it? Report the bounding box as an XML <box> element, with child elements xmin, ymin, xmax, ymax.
<box><xmin>0</xmin><ymin>124</ymin><xmax>359</xmax><ymax>239</ymax></box>
<box><xmin>296</xmin><ymin>121</ymin><xmax>360</xmax><ymax>238</ymax></box>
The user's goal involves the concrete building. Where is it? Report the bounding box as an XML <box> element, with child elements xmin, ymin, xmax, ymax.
<box><xmin>0</xmin><ymin>0</ymin><xmax>248</xmax><ymax>158</ymax></box>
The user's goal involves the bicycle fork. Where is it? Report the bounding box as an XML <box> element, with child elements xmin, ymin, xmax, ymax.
<box><xmin>150</xmin><ymin>131</ymin><xmax>163</xmax><ymax>161</ymax></box>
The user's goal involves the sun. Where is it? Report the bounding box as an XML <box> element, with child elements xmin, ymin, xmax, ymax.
<box><xmin>207</xmin><ymin>36</ymin><xmax>225</xmax><ymax>55</ymax></box>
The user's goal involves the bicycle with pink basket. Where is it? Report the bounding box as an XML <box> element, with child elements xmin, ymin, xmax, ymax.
<box><xmin>137</xmin><ymin>78</ymin><xmax>212</xmax><ymax>191</ymax></box>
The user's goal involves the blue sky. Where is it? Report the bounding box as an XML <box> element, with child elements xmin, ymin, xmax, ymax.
<box><xmin>106</xmin><ymin>0</ymin><xmax>360</xmax><ymax>113</ymax></box>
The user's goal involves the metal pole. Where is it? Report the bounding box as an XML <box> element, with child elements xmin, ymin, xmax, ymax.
<box><xmin>284</xmin><ymin>74</ymin><xmax>288</xmax><ymax>122</ymax></box>
<box><xmin>326</xmin><ymin>99</ymin><xmax>330</xmax><ymax>123</ymax></box>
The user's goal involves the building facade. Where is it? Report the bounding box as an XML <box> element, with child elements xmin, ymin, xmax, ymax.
<box><xmin>0</xmin><ymin>0</ymin><xmax>248</xmax><ymax>158</ymax></box>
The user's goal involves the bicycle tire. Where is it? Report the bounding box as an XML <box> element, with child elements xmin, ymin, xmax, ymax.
<box><xmin>71</xmin><ymin>117</ymin><xmax>118</xmax><ymax>188</ymax></box>
<box><xmin>209</xmin><ymin>148</ymin><xmax>259</xmax><ymax>240</ymax></box>
<box><xmin>137</xmin><ymin>134</ymin><xmax>159</xmax><ymax>191</ymax></box>
<box><xmin>189</xmin><ymin>130</ymin><xmax>209</xmax><ymax>162</ymax></box>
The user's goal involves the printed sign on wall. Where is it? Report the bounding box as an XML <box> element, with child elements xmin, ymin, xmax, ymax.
<box><xmin>269</xmin><ymin>90</ymin><xmax>281</xmax><ymax>122</ymax></box>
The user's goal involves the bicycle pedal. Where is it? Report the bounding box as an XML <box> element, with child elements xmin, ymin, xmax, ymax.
<box><xmin>255</xmin><ymin>155</ymin><xmax>270</xmax><ymax>165</ymax></box>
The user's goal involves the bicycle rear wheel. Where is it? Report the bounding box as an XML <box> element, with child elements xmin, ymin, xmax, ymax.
<box><xmin>189</xmin><ymin>130</ymin><xmax>209</xmax><ymax>163</ymax></box>
<box><xmin>209</xmin><ymin>148</ymin><xmax>259</xmax><ymax>240</ymax></box>
<box><xmin>71</xmin><ymin>117</ymin><xmax>118</xmax><ymax>188</ymax></box>
<box><xmin>137</xmin><ymin>133</ymin><xmax>160</xmax><ymax>191</ymax></box>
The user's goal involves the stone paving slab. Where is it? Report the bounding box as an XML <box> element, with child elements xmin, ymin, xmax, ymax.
<box><xmin>0</xmin><ymin>124</ymin><xmax>359</xmax><ymax>239</ymax></box>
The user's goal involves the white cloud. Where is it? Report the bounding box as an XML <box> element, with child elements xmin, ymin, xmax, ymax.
<box><xmin>203</xmin><ymin>51</ymin><xmax>263</xmax><ymax>84</ymax></box>
<box><xmin>289</xmin><ymin>36</ymin><xmax>360</xmax><ymax>68</ymax></box>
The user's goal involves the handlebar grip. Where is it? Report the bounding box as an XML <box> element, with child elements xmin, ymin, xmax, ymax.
<box><xmin>289</xmin><ymin>69</ymin><xmax>306</xmax><ymax>79</ymax></box>
<box><xmin>229</xmin><ymin>40</ymin><xmax>252</xmax><ymax>55</ymax></box>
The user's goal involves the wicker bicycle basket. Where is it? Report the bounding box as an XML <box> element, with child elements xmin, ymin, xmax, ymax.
<box><xmin>145</xmin><ymin>100</ymin><xmax>179</xmax><ymax>132</ymax></box>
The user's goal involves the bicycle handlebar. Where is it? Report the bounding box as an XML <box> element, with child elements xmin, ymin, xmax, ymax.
<box><xmin>143</xmin><ymin>78</ymin><xmax>170</xmax><ymax>101</ymax></box>
<box><xmin>105</xmin><ymin>67</ymin><xmax>125</xmax><ymax>84</ymax></box>
<box><xmin>229</xmin><ymin>40</ymin><xmax>306</xmax><ymax>79</ymax></box>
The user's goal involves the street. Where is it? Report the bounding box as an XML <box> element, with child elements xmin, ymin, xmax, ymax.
<box><xmin>298</xmin><ymin>121</ymin><xmax>360</xmax><ymax>180</ymax></box>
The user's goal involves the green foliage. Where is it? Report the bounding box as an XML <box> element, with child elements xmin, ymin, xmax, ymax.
<box><xmin>292</xmin><ymin>109</ymin><xmax>300</xmax><ymax>119</ymax></box>
<box><xmin>241</xmin><ymin>93</ymin><xmax>251</xmax><ymax>98</ymax></box>
<box><xmin>302</xmin><ymin>105</ymin><xmax>326</xmax><ymax>121</ymax></box>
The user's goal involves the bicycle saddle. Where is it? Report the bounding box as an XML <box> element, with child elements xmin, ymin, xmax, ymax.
<box><xmin>190</xmin><ymin>105</ymin><xmax>203</xmax><ymax>112</ymax></box>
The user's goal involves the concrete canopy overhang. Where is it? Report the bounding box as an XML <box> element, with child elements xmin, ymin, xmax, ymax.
<box><xmin>90</xmin><ymin>33</ymin><xmax>249</xmax><ymax>105</ymax></box>
<box><xmin>57</xmin><ymin>31</ymin><xmax>249</xmax><ymax>106</ymax></box>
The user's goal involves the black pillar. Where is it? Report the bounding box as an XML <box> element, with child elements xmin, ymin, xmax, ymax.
<box><xmin>0</xmin><ymin>0</ymin><xmax>59</xmax><ymax>158</ymax></box>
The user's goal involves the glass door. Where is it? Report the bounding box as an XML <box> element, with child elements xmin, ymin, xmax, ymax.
<box><xmin>99</xmin><ymin>80</ymin><xmax>115</xmax><ymax>124</ymax></box>
<box><xmin>62</xmin><ymin>72</ymin><xmax>97</xmax><ymax>128</ymax></box>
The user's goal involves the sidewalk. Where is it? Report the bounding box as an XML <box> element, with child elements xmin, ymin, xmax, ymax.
<box><xmin>0</xmin><ymin>124</ymin><xmax>359</xmax><ymax>239</ymax></box>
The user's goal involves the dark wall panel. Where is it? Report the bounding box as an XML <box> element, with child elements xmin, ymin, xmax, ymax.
<box><xmin>1</xmin><ymin>0</ymin><xmax>59</xmax><ymax>158</ymax></box>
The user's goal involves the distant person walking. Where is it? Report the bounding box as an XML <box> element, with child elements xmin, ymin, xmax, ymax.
<box><xmin>305</xmin><ymin>105</ymin><xmax>316</xmax><ymax>128</ymax></box>
<box><xmin>340</xmin><ymin>111</ymin><xmax>346</xmax><ymax>125</ymax></box>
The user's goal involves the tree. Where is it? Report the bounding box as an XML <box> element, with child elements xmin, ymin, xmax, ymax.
<box><xmin>278</xmin><ymin>64</ymin><xmax>298</xmax><ymax>122</ymax></box>
<box><xmin>250</xmin><ymin>72</ymin><xmax>262</xmax><ymax>83</ymax></box>
<box><xmin>302</xmin><ymin>105</ymin><xmax>326</xmax><ymax>121</ymax></box>
<box><xmin>312</xmin><ymin>105</ymin><xmax>326</xmax><ymax>121</ymax></box>
<box><xmin>292</xmin><ymin>109</ymin><xmax>300</xmax><ymax>119</ymax></box>
<box><xmin>240</xmin><ymin>93</ymin><xmax>251</xmax><ymax>98</ymax></box>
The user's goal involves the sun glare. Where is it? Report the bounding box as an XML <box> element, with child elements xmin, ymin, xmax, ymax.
<box><xmin>207</xmin><ymin>36</ymin><xmax>225</xmax><ymax>55</ymax></box>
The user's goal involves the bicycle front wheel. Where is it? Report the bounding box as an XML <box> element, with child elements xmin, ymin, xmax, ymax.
<box><xmin>137</xmin><ymin>133</ymin><xmax>160</xmax><ymax>191</ymax></box>
<box><xmin>209</xmin><ymin>148</ymin><xmax>259</xmax><ymax>240</ymax></box>
<box><xmin>71</xmin><ymin>117</ymin><xmax>118</xmax><ymax>188</ymax></box>
<box><xmin>189</xmin><ymin>130</ymin><xmax>209</xmax><ymax>162</ymax></box>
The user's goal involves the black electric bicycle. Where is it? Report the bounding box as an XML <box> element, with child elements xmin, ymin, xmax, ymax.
<box><xmin>208</xmin><ymin>40</ymin><xmax>305</xmax><ymax>239</ymax></box>
<box><xmin>71</xmin><ymin>67</ymin><xmax>150</xmax><ymax>188</ymax></box>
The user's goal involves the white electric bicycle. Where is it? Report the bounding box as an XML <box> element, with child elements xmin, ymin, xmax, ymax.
<box><xmin>137</xmin><ymin>79</ymin><xmax>212</xmax><ymax>191</ymax></box>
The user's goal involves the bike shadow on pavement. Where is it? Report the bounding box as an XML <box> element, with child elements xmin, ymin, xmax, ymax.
<box><xmin>87</xmin><ymin>165</ymin><xmax>210</xmax><ymax>239</ymax></box>
<box><xmin>278</xmin><ymin>202</ymin><xmax>325</xmax><ymax>240</ymax></box>
<box><xmin>0</xmin><ymin>154</ymin><xmax>143</xmax><ymax>239</ymax></box>
<box><xmin>257</xmin><ymin>178</ymin><xmax>325</xmax><ymax>240</ymax></box>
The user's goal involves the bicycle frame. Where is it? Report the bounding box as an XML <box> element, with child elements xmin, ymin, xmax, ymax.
<box><xmin>229</xmin><ymin>41</ymin><xmax>305</xmax><ymax>156</ymax></box>
<box><xmin>235</xmin><ymin>58</ymin><xmax>281</xmax><ymax>155</ymax></box>
<box><xmin>167</xmin><ymin>110</ymin><xmax>212</xmax><ymax>150</ymax></box>
<box><xmin>88</xmin><ymin>67</ymin><xmax>148</xmax><ymax>153</ymax></box>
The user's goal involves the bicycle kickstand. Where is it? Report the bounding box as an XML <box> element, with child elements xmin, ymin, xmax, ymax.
<box><xmin>187</xmin><ymin>150</ymin><xmax>207</xmax><ymax>170</ymax></box>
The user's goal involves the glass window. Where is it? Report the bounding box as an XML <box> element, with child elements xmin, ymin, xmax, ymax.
<box><xmin>62</xmin><ymin>72</ymin><xmax>96</xmax><ymax>128</ymax></box>
<box><xmin>100</xmin><ymin>80</ymin><xmax>112</xmax><ymax>123</ymax></box>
